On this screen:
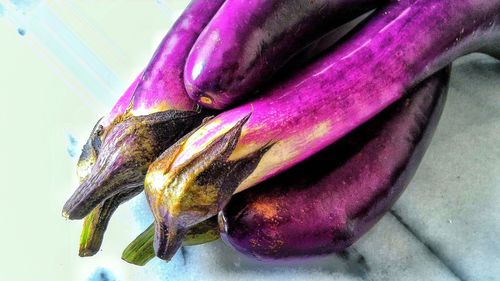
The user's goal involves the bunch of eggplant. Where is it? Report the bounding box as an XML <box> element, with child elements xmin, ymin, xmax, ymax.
<box><xmin>63</xmin><ymin>0</ymin><xmax>500</xmax><ymax>264</ymax></box>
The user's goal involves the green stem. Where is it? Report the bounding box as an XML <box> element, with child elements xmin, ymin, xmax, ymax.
<box><xmin>79</xmin><ymin>189</ymin><xmax>140</xmax><ymax>257</ymax></box>
<box><xmin>122</xmin><ymin>217</ymin><xmax>219</xmax><ymax>266</ymax></box>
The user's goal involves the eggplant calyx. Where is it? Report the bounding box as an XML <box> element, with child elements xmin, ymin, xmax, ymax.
<box><xmin>145</xmin><ymin>113</ymin><xmax>273</xmax><ymax>260</ymax></box>
<box><xmin>63</xmin><ymin>110</ymin><xmax>205</xmax><ymax>220</ymax></box>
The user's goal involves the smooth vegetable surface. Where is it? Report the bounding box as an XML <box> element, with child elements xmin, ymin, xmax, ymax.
<box><xmin>121</xmin><ymin>67</ymin><xmax>449</xmax><ymax>264</ymax></box>
<box><xmin>184</xmin><ymin>0</ymin><xmax>382</xmax><ymax>109</ymax></box>
<box><xmin>220</xmin><ymin>67</ymin><xmax>450</xmax><ymax>260</ymax></box>
<box><xmin>63</xmin><ymin>0</ymin><xmax>225</xmax><ymax>255</ymax></box>
<box><xmin>144</xmin><ymin>0</ymin><xmax>500</xmax><ymax>260</ymax></box>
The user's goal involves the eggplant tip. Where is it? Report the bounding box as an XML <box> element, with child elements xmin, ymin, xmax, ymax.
<box><xmin>62</xmin><ymin>198</ymin><xmax>84</xmax><ymax>220</ymax></box>
<box><xmin>153</xmin><ymin>221</ymin><xmax>187</xmax><ymax>261</ymax></box>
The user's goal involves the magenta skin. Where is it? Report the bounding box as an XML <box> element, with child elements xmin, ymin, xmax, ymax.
<box><xmin>167</xmin><ymin>0</ymin><xmax>500</xmax><ymax>194</ymax></box>
<box><xmin>144</xmin><ymin>0</ymin><xmax>500</xmax><ymax>261</ymax></box>
<box><xmin>129</xmin><ymin>0</ymin><xmax>226</xmax><ymax>115</ymax></box>
<box><xmin>102</xmin><ymin>74</ymin><xmax>142</xmax><ymax>127</ymax></box>
<box><xmin>184</xmin><ymin>0</ymin><xmax>382</xmax><ymax>109</ymax></box>
<box><xmin>219</xmin><ymin>68</ymin><xmax>450</xmax><ymax>261</ymax></box>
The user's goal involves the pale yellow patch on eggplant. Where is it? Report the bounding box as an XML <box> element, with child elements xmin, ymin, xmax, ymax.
<box><xmin>171</xmin><ymin>117</ymin><xmax>242</xmax><ymax>168</ymax></box>
<box><xmin>235</xmin><ymin>120</ymin><xmax>332</xmax><ymax>193</ymax></box>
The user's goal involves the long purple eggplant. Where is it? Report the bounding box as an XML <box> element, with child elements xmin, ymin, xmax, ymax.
<box><xmin>63</xmin><ymin>0</ymin><xmax>226</xmax><ymax>256</ymax></box>
<box><xmin>220</xmin><ymin>67</ymin><xmax>450</xmax><ymax>260</ymax></box>
<box><xmin>120</xmin><ymin>67</ymin><xmax>449</xmax><ymax>265</ymax></box>
<box><xmin>184</xmin><ymin>0</ymin><xmax>381</xmax><ymax>109</ymax></box>
<box><xmin>144</xmin><ymin>0</ymin><xmax>500</xmax><ymax>260</ymax></box>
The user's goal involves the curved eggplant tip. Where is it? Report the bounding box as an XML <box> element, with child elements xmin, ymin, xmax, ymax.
<box><xmin>62</xmin><ymin>188</ymin><xmax>90</xmax><ymax>220</ymax></box>
<box><xmin>62</xmin><ymin>178</ymin><xmax>113</xmax><ymax>220</ymax></box>
<box><xmin>64</xmin><ymin>110</ymin><xmax>206</xmax><ymax>220</ymax></box>
<box><xmin>153</xmin><ymin>220</ymin><xmax>187</xmax><ymax>261</ymax></box>
<box><xmin>185</xmin><ymin>73</ymin><xmax>228</xmax><ymax>109</ymax></box>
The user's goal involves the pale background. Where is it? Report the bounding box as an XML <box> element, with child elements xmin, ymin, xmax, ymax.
<box><xmin>0</xmin><ymin>1</ymin><xmax>499</xmax><ymax>281</ymax></box>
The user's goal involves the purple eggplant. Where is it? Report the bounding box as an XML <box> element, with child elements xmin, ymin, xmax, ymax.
<box><xmin>144</xmin><ymin>0</ymin><xmax>500</xmax><ymax>260</ymax></box>
<box><xmin>220</xmin><ymin>67</ymin><xmax>450</xmax><ymax>260</ymax></box>
<box><xmin>120</xmin><ymin>66</ymin><xmax>449</xmax><ymax>265</ymax></box>
<box><xmin>64</xmin><ymin>0</ymin><xmax>225</xmax><ymax>256</ymax></box>
<box><xmin>184</xmin><ymin>0</ymin><xmax>382</xmax><ymax>109</ymax></box>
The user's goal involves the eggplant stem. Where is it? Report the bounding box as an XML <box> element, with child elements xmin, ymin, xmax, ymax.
<box><xmin>122</xmin><ymin>218</ymin><xmax>220</xmax><ymax>266</ymax></box>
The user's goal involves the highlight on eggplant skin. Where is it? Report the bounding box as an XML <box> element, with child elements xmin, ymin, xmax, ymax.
<box><xmin>184</xmin><ymin>0</ymin><xmax>382</xmax><ymax>109</ymax></box>
<box><xmin>219</xmin><ymin>67</ymin><xmax>451</xmax><ymax>260</ymax></box>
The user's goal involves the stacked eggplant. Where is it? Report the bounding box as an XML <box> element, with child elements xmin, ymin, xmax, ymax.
<box><xmin>63</xmin><ymin>0</ymin><xmax>500</xmax><ymax>264</ymax></box>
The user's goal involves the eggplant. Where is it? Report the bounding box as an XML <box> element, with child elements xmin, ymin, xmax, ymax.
<box><xmin>64</xmin><ymin>0</ymin><xmax>226</xmax><ymax>256</ymax></box>
<box><xmin>121</xmin><ymin>66</ymin><xmax>449</xmax><ymax>265</ymax></box>
<box><xmin>144</xmin><ymin>0</ymin><xmax>500</xmax><ymax>260</ymax></box>
<box><xmin>220</xmin><ymin>67</ymin><xmax>450</xmax><ymax>260</ymax></box>
<box><xmin>184</xmin><ymin>0</ymin><xmax>382</xmax><ymax>109</ymax></box>
<box><xmin>75</xmin><ymin>74</ymin><xmax>142</xmax><ymax>183</ymax></box>
<box><xmin>75</xmin><ymin>3</ymin><xmax>367</xmax><ymax>258</ymax></box>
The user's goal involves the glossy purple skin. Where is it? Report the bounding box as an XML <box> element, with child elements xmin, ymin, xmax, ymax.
<box><xmin>219</xmin><ymin>68</ymin><xmax>450</xmax><ymax>261</ymax></box>
<box><xmin>165</xmin><ymin>0</ymin><xmax>500</xmax><ymax>195</ymax></box>
<box><xmin>144</xmin><ymin>0</ymin><xmax>500</xmax><ymax>261</ymax></box>
<box><xmin>129</xmin><ymin>0</ymin><xmax>226</xmax><ymax>115</ymax></box>
<box><xmin>184</xmin><ymin>0</ymin><xmax>382</xmax><ymax>109</ymax></box>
